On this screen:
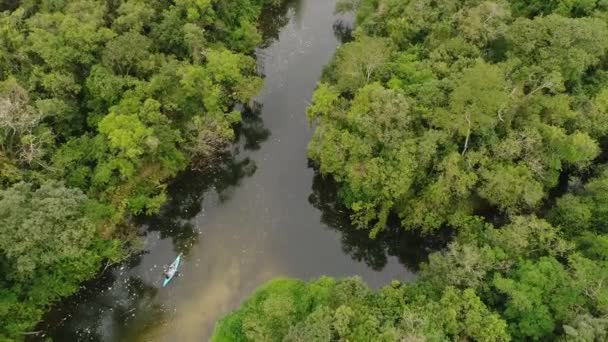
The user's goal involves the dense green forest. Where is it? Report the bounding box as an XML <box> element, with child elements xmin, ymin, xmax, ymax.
<box><xmin>213</xmin><ymin>0</ymin><xmax>608</xmax><ymax>340</ymax></box>
<box><xmin>0</xmin><ymin>0</ymin><xmax>282</xmax><ymax>339</ymax></box>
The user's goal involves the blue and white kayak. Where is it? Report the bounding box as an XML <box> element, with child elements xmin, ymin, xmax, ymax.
<box><xmin>162</xmin><ymin>253</ymin><xmax>182</xmax><ymax>287</ymax></box>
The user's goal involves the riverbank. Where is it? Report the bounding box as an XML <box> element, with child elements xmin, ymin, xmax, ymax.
<box><xmin>37</xmin><ymin>1</ymin><xmax>420</xmax><ymax>340</ymax></box>
<box><xmin>0</xmin><ymin>0</ymin><xmax>305</xmax><ymax>339</ymax></box>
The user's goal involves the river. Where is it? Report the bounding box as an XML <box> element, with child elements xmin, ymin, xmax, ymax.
<box><xmin>40</xmin><ymin>0</ymin><xmax>428</xmax><ymax>340</ymax></box>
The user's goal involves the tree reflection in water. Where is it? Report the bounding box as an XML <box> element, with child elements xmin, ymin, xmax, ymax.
<box><xmin>138</xmin><ymin>102</ymin><xmax>269</xmax><ymax>255</ymax></box>
<box><xmin>37</xmin><ymin>103</ymin><xmax>270</xmax><ymax>340</ymax></box>
<box><xmin>258</xmin><ymin>0</ymin><xmax>304</xmax><ymax>47</ymax></box>
<box><xmin>236</xmin><ymin>101</ymin><xmax>271</xmax><ymax>151</ymax></box>
<box><xmin>35</xmin><ymin>262</ymin><xmax>163</xmax><ymax>342</ymax></box>
<box><xmin>333</xmin><ymin>19</ymin><xmax>354</xmax><ymax>44</ymax></box>
<box><xmin>308</xmin><ymin>169</ymin><xmax>450</xmax><ymax>272</ymax></box>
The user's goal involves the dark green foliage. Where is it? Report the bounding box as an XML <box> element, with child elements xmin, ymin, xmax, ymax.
<box><xmin>0</xmin><ymin>0</ymin><xmax>281</xmax><ymax>339</ymax></box>
<box><xmin>549</xmin><ymin>169</ymin><xmax>608</xmax><ymax>234</ymax></box>
<box><xmin>310</xmin><ymin>0</ymin><xmax>608</xmax><ymax>235</ymax></box>
<box><xmin>290</xmin><ymin>0</ymin><xmax>608</xmax><ymax>340</ymax></box>
<box><xmin>0</xmin><ymin>181</ymin><xmax>121</xmax><ymax>338</ymax></box>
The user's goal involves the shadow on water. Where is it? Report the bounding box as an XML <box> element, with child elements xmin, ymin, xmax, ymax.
<box><xmin>332</xmin><ymin>19</ymin><xmax>354</xmax><ymax>43</ymax></box>
<box><xmin>236</xmin><ymin>101</ymin><xmax>270</xmax><ymax>151</ymax></box>
<box><xmin>308</xmin><ymin>169</ymin><xmax>449</xmax><ymax>272</ymax></box>
<box><xmin>112</xmin><ymin>277</ymin><xmax>165</xmax><ymax>341</ymax></box>
<box><xmin>258</xmin><ymin>0</ymin><xmax>304</xmax><ymax>47</ymax></box>
<box><xmin>37</xmin><ymin>1</ymin><xmax>438</xmax><ymax>339</ymax></box>
<box><xmin>136</xmin><ymin>102</ymin><xmax>269</xmax><ymax>255</ymax></box>
<box><xmin>37</xmin><ymin>103</ymin><xmax>270</xmax><ymax>340</ymax></box>
<box><xmin>35</xmin><ymin>260</ymin><xmax>164</xmax><ymax>342</ymax></box>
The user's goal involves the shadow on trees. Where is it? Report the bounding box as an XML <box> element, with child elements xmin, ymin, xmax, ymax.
<box><xmin>308</xmin><ymin>169</ymin><xmax>450</xmax><ymax>272</ymax></box>
<box><xmin>0</xmin><ymin>0</ymin><xmax>20</xmax><ymax>12</ymax></box>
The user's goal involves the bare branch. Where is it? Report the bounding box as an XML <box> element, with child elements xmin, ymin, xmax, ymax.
<box><xmin>461</xmin><ymin>111</ymin><xmax>472</xmax><ymax>156</ymax></box>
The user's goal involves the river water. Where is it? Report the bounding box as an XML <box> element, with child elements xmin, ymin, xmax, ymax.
<box><xmin>41</xmin><ymin>0</ymin><xmax>428</xmax><ymax>340</ymax></box>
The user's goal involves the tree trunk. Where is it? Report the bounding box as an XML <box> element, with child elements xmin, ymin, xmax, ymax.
<box><xmin>461</xmin><ymin>111</ymin><xmax>471</xmax><ymax>156</ymax></box>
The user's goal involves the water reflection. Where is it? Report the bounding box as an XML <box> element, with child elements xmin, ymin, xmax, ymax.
<box><xmin>236</xmin><ymin>101</ymin><xmax>270</xmax><ymax>151</ymax></box>
<box><xmin>38</xmin><ymin>103</ymin><xmax>269</xmax><ymax>340</ymax></box>
<box><xmin>113</xmin><ymin>277</ymin><xmax>165</xmax><ymax>341</ymax></box>
<box><xmin>259</xmin><ymin>0</ymin><xmax>304</xmax><ymax>47</ymax></box>
<box><xmin>332</xmin><ymin>19</ymin><xmax>354</xmax><ymax>43</ymax></box>
<box><xmin>36</xmin><ymin>261</ymin><xmax>165</xmax><ymax>342</ymax></box>
<box><xmin>139</xmin><ymin>157</ymin><xmax>257</xmax><ymax>255</ymax></box>
<box><xmin>308</xmin><ymin>170</ymin><xmax>449</xmax><ymax>271</ymax></box>
<box><xmin>138</xmin><ymin>103</ymin><xmax>268</xmax><ymax>255</ymax></box>
<box><xmin>38</xmin><ymin>0</ymin><xmax>427</xmax><ymax>339</ymax></box>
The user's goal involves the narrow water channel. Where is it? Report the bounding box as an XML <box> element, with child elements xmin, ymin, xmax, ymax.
<box><xmin>41</xmin><ymin>0</ymin><xmax>425</xmax><ymax>340</ymax></box>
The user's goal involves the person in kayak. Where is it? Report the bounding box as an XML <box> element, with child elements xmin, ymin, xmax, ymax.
<box><xmin>162</xmin><ymin>253</ymin><xmax>182</xmax><ymax>287</ymax></box>
<box><xmin>163</xmin><ymin>264</ymin><xmax>177</xmax><ymax>279</ymax></box>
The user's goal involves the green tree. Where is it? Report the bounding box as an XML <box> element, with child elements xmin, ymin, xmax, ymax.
<box><xmin>331</xmin><ymin>36</ymin><xmax>393</xmax><ymax>94</ymax></box>
<box><xmin>102</xmin><ymin>31</ymin><xmax>152</xmax><ymax>76</ymax></box>
<box><xmin>0</xmin><ymin>0</ymin><xmax>287</xmax><ymax>337</ymax></box>
<box><xmin>0</xmin><ymin>181</ymin><xmax>119</xmax><ymax>339</ymax></box>
<box><xmin>494</xmin><ymin>257</ymin><xmax>581</xmax><ymax>339</ymax></box>
<box><xmin>308</xmin><ymin>83</ymin><xmax>416</xmax><ymax>236</ymax></box>
<box><xmin>433</xmin><ymin>287</ymin><xmax>509</xmax><ymax>342</ymax></box>
<box><xmin>0</xmin><ymin>181</ymin><xmax>96</xmax><ymax>277</ymax></box>
<box><xmin>507</xmin><ymin>15</ymin><xmax>608</xmax><ymax>82</ymax></box>
<box><xmin>213</xmin><ymin>277</ymin><xmax>510</xmax><ymax>342</ymax></box>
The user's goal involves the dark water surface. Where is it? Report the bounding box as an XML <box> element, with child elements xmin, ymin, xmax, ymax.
<box><xmin>41</xmin><ymin>1</ymin><xmax>428</xmax><ymax>340</ymax></box>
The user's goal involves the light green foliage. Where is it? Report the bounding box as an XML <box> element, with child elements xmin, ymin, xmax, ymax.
<box><xmin>102</xmin><ymin>31</ymin><xmax>152</xmax><ymax>76</ymax></box>
<box><xmin>211</xmin><ymin>277</ymin><xmax>335</xmax><ymax>341</ymax></box>
<box><xmin>99</xmin><ymin>112</ymin><xmax>152</xmax><ymax>160</ymax></box>
<box><xmin>331</xmin><ymin>36</ymin><xmax>393</xmax><ymax>93</ymax></box>
<box><xmin>0</xmin><ymin>0</ymin><xmax>281</xmax><ymax>338</ymax></box>
<box><xmin>433</xmin><ymin>287</ymin><xmax>509</xmax><ymax>341</ymax></box>
<box><xmin>487</xmin><ymin>215</ymin><xmax>571</xmax><ymax>260</ymax></box>
<box><xmin>507</xmin><ymin>15</ymin><xmax>608</xmax><ymax>82</ymax></box>
<box><xmin>561</xmin><ymin>314</ymin><xmax>608</xmax><ymax>342</ymax></box>
<box><xmin>493</xmin><ymin>257</ymin><xmax>582</xmax><ymax>339</ymax></box>
<box><xmin>25</xmin><ymin>4</ymin><xmax>113</xmax><ymax>71</ymax></box>
<box><xmin>478</xmin><ymin>163</ymin><xmax>544</xmax><ymax>212</ymax></box>
<box><xmin>420</xmin><ymin>242</ymin><xmax>497</xmax><ymax>291</ymax></box>
<box><xmin>283</xmin><ymin>307</ymin><xmax>333</xmax><ymax>342</ymax></box>
<box><xmin>576</xmin><ymin>233</ymin><xmax>608</xmax><ymax>261</ymax></box>
<box><xmin>309</xmin><ymin>82</ymin><xmax>416</xmax><ymax>236</ymax></box>
<box><xmin>309</xmin><ymin>0</ymin><xmax>607</xmax><ymax>233</ymax></box>
<box><xmin>212</xmin><ymin>277</ymin><xmax>509</xmax><ymax>342</ymax></box>
<box><xmin>112</xmin><ymin>0</ymin><xmax>156</xmax><ymax>33</ymax></box>
<box><xmin>0</xmin><ymin>181</ymin><xmax>120</xmax><ymax>338</ymax></box>
<box><xmin>549</xmin><ymin>169</ymin><xmax>608</xmax><ymax>233</ymax></box>
<box><xmin>510</xmin><ymin>0</ymin><xmax>604</xmax><ymax>17</ymax></box>
<box><xmin>0</xmin><ymin>0</ymin><xmax>269</xmax><ymax>219</ymax></box>
<box><xmin>446</xmin><ymin>61</ymin><xmax>508</xmax><ymax>141</ymax></box>
<box><xmin>569</xmin><ymin>254</ymin><xmax>608</xmax><ymax>314</ymax></box>
<box><xmin>454</xmin><ymin>1</ymin><xmax>512</xmax><ymax>48</ymax></box>
<box><xmin>414</xmin><ymin>207</ymin><xmax>608</xmax><ymax>340</ymax></box>
<box><xmin>0</xmin><ymin>181</ymin><xmax>95</xmax><ymax>277</ymax></box>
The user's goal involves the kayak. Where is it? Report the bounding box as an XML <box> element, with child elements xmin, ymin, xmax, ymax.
<box><xmin>162</xmin><ymin>253</ymin><xmax>182</xmax><ymax>287</ymax></box>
